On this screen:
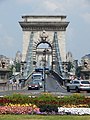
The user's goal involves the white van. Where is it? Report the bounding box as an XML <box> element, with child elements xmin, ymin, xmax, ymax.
<box><xmin>32</xmin><ymin>73</ymin><xmax>43</xmax><ymax>87</ymax></box>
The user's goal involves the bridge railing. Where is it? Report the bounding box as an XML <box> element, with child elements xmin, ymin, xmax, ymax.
<box><xmin>24</xmin><ymin>71</ymin><xmax>34</xmax><ymax>86</ymax></box>
<box><xmin>9</xmin><ymin>71</ymin><xmax>34</xmax><ymax>89</ymax></box>
<box><xmin>51</xmin><ymin>70</ymin><xmax>69</xmax><ymax>86</ymax></box>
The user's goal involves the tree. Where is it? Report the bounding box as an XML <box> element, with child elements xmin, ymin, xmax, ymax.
<box><xmin>67</xmin><ymin>61</ymin><xmax>74</xmax><ymax>72</ymax></box>
<box><xmin>15</xmin><ymin>62</ymin><xmax>21</xmax><ymax>72</ymax></box>
<box><xmin>8</xmin><ymin>65</ymin><xmax>14</xmax><ymax>77</ymax></box>
<box><xmin>75</xmin><ymin>66</ymin><xmax>82</xmax><ymax>78</ymax></box>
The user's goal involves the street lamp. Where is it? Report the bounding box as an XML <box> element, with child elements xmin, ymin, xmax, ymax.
<box><xmin>43</xmin><ymin>48</ymin><xmax>49</xmax><ymax>92</ymax></box>
<box><xmin>43</xmin><ymin>49</ymin><xmax>49</xmax><ymax>92</ymax></box>
<box><xmin>21</xmin><ymin>61</ymin><xmax>26</xmax><ymax>77</ymax></box>
<box><xmin>43</xmin><ymin>49</ymin><xmax>46</xmax><ymax>92</ymax></box>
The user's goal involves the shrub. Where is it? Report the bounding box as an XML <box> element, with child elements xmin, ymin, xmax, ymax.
<box><xmin>36</xmin><ymin>92</ymin><xmax>58</xmax><ymax>101</ymax></box>
<box><xmin>40</xmin><ymin>104</ymin><xmax>58</xmax><ymax>113</ymax></box>
<box><xmin>0</xmin><ymin>92</ymin><xmax>90</xmax><ymax>110</ymax></box>
<box><xmin>0</xmin><ymin>97</ymin><xmax>12</xmax><ymax>106</ymax></box>
<box><xmin>4</xmin><ymin>93</ymin><xmax>31</xmax><ymax>105</ymax></box>
<box><xmin>32</xmin><ymin>93</ymin><xmax>59</xmax><ymax>107</ymax></box>
<box><xmin>58</xmin><ymin>93</ymin><xmax>85</xmax><ymax>106</ymax></box>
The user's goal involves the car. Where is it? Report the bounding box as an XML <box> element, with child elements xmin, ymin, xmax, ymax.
<box><xmin>28</xmin><ymin>81</ymin><xmax>40</xmax><ymax>90</ymax></box>
<box><xmin>32</xmin><ymin>73</ymin><xmax>43</xmax><ymax>87</ymax></box>
<box><xmin>33</xmin><ymin>79</ymin><xmax>43</xmax><ymax>88</ymax></box>
<box><xmin>32</xmin><ymin>73</ymin><xmax>43</xmax><ymax>81</ymax></box>
<box><xmin>66</xmin><ymin>80</ymin><xmax>90</xmax><ymax>92</ymax></box>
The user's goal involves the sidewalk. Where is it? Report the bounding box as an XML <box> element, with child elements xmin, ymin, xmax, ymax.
<box><xmin>0</xmin><ymin>83</ymin><xmax>22</xmax><ymax>92</ymax></box>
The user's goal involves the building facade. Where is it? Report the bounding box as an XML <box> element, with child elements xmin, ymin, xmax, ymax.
<box><xmin>81</xmin><ymin>54</ymin><xmax>90</xmax><ymax>79</ymax></box>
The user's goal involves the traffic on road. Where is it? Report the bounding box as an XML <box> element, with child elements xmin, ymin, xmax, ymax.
<box><xmin>0</xmin><ymin>66</ymin><xmax>90</xmax><ymax>97</ymax></box>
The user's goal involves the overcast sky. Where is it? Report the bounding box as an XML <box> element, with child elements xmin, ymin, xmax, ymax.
<box><xmin>0</xmin><ymin>0</ymin><xmax>90</xmax><ymax>61</ymax></box>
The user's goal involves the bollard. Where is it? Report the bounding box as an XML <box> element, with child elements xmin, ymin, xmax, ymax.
<box><xmin>3</xmin><ymin>85</ymin><xmax>5</xmax><ymax>90</ymax></box>
<box><xmin>12</xmin><ymin>84</ymin><xmax>13</xmax><ymax>90</ymax></box>
<box><xmin>16</xmin><ymin>84</ymin><xmax>17</xmax><ymax>90</ymax></box>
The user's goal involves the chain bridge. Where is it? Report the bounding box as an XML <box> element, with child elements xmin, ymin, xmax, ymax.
<box><xmin>19</xmin><ymin>15</ymin><xmax>69</xmax><ymax>80</ymax></box>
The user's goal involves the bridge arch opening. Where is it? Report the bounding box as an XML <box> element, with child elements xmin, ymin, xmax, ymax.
<box><xmin>35</xmin><ymin>42</ymin><xmax>52</xmax><ymax>71</ymax></box>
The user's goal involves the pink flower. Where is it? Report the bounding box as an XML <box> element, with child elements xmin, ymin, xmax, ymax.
<box><xmin>0</xmin><ymin>106</ymin><xmax>40</xmax><ymax>114</ymax></box>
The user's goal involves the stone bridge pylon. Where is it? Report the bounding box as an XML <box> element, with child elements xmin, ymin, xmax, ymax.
<box><xmin>19</xmin><ymin>15</ymin><xmax>69</xmax><ymax>77</ymax></box>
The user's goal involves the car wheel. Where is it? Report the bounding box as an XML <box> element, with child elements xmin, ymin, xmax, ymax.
<box><xmin>75</xmin><ymin>87</ymin><xmax>80</xmax><ymax>93</ymax></box>
<box><xmin>37</xmin><ymin>87</ymin><xmax>40</xmax><ymax>90</ymax></box>
<box><xmin>28</xmin><ymin>87</ymin><xmax>30</xmax><ymax>90</ymax></box>
<box><xmin>67</xmin><ymin>86</ymin><xmax>70</xmax><ymax>92</ymax></box>
<box><xmin>87</xmin><ymin>90</ymin><xmax>90</xmax><ymax>93</ymax></box>
<box><xmin>36</xmin><ymin>87</ymin><xmax>40</xmax><ymax>90</ymax></box>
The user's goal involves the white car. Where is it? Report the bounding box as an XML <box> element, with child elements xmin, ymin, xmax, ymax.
<box><xmin>66</xmin><ymin>80</ymin><xmax>90</xmax><ymax>92</ymax></box>
<box><xmin>32</xmin><ymin>73</ymin><xmax>42</xmax><ymax>81</ymax></box>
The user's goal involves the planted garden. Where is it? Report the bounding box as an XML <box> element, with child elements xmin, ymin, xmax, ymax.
<box><xmin>0</xmin><ymin>93</ymin><xmax>90</xmax><ymax>114</ymax></box>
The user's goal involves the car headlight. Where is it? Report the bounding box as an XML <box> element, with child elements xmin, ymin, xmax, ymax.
<box><xmin>40</xmin><ymin>83</ymin><xmax>42</xmax><ymax>85</ymax></box>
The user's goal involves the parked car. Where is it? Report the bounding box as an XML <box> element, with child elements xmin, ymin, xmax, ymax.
<box><xmin>28</xmin><ymin>81</ymin><xmax>40</xmax><ymax>90</ymax></box>
<box><xmin>66</xmin><ymin>80</ymin><xmax>90</xmax><ymax>92</ymax></box>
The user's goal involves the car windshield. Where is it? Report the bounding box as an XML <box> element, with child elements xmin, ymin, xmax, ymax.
<box><xmin>34</xmin><ymin>80</ymin><xmax>41</xmax><ymax>83</ymax></box>
<box><xmin>81</xmin><ymin>81</ymin><xmax>90</xmax><ymax>84</ymax></box>
<box><xmin>29</xmin><ymin>81</ymin><xmax>38</xmax><ymax>84</ymax></box>
<box><xmin>33</xmin><ymin>75</ymin><xmax>41</xmax><ymax>79</ymax></box>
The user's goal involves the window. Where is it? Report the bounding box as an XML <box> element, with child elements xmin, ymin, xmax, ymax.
<box><xmin>81</xmin><ymin>81</ymin><xmax>90</xmax><ymax>84</ymax></box>
<box><xmin>74</xmin><ymin>81</ymin><xmax>79</xmax><ymax>84</ymax></box>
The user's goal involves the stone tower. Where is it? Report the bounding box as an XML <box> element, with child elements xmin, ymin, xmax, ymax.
<box><xmin>19</xmin><ymin>15</ymin><xmax>69</xmax><ymax>76</ymax></box>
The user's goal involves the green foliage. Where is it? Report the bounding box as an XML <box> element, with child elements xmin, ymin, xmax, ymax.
<box><xmin>1</xmin><ymin>115</ymin><xmax>90</xmax><ymax>120</ymax></box>
<box><xmin>4</xmin><ymin>93</ymin><xmax>31</xmax><ymax>105</ymax></box>
<box><xmin>15</xmin><ymin>62</ymin><xmax>21</xmax><ymax>72</ymax></box>
<box><xmin>8</xmin><ymin>65</ymin><xmax>14</xmax><ymax>76</ymax></box>
<box><xmin>0</xmin><ymin>97</ymin><xmax>12</xmax><ymax>106</ymax></box>
<box><xmin>0</xmin><ymin>93</ymin><xmax>90</xmax><ymax>114</ymax></box>
<box><xmin>75</xmin><ymin>66</ymin><xmax>82</xmax><ymax>77</ymax></box>
<box><xmin>40</xmin><ymin>104</ymin><xmax>58</xmax><ymax>113</ymax></box>
<box><xmin>1</xmin><ymin>92</ymin><xmax>90</xmax><ymax>110</ymax></box>
<box><xmin>36</xmin><ymin>93</ymin><xmax>57</xmax><ymax>101</ymax></box>
<box><xmin>60</xmin><ymin>93</ymin><xmax>85</xmax><ymax>105</ymax></box>
<box><xmin>32</xmin><ymin>93</ymin><xmax>59</xmax><ymax>107</ymax></box>
<box><xmin>67</xmin><ymin>61</ymin><xmax>74</xmax><ymax>72</ymax></box>
<box><xmin>32</xmin><ymin>93</ymin><xmax>59</xmax><ymax>112</ymax></box>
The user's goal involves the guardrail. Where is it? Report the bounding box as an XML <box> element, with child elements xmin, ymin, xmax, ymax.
<box><xmin>0</xmin><ymin>81</ymin><xmax>7</xmax><ymax>91</ymax></box>
<box><xmin>51</xmin><ymin>70</ymin><xmax>70</xmax><ymax>86</ymax></box>
<box><xmin>20</xmin><ymin>71</ymin><xmax>34</xmax><ymax>88</ymax></box>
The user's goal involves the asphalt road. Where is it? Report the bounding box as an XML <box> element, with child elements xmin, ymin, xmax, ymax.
<box><xmin>0</xmin><ymin>75</ymin><xmax>90</xmax><ymax>96</ymax></box>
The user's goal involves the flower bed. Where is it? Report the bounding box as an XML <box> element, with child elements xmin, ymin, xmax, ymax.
<box><xmin>0</xmin><ymin>103</ymin><xmax>40</xmax><ymax>115</ymax></box>
<box><xmin>58</xmin><ymin>107</ymin><xmax>90</xmax><ymax>115</ymax></box>
<box><xmin>0</xmin><ymin>93</ymin><xmax>90</xmax><ymax>115</ymax></box>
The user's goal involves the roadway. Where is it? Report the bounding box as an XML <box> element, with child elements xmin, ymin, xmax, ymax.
<box><xmin>0</xmin><ymin>75</ymin><xmax>90</xmax><ymax>96</ymax></box>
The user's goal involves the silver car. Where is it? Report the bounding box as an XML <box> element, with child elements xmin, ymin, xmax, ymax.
<box><xmin>66</xmin><ymin>80</ymin><xmax>90</xmax><ymax>92</ymax></box>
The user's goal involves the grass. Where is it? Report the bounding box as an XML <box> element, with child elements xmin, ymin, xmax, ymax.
<box><xmin>0</xmin><ymin>115</ymin><xmax>90</xmax><ymax>120</ymax></box>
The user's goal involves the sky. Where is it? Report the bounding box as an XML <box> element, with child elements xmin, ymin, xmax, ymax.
<box><xmin>0</xmin><ymin>0</ymin><xmax>90</xmax><ymax>61</ymax></box>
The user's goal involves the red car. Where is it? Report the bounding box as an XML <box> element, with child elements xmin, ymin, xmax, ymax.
<box><xmin>28</xmin><ymin>81</ymin><xmax>40</xmax><ymax>90</ymax></box>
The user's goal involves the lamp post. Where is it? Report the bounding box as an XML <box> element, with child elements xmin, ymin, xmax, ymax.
<box><xmin>43</xmin><ymin>48</ymin><xmax>49</xmax><ymax>92</ymax></box>
<box><xmin>43</xmin><ymin>49</ymin><xmax>46</xmax><ymax>92</ymax></box>
<box><xmin>43</xmin><ymin>49</ymin><xmax>47</xmax><ymax>92</ymax></box>
<box><xmin>21</xmin><ymin>61</ymin><xmax>26</xmax><ymax>77</ymax></box>
<box><xmin>40</xmin><ymin>30</ymin><xmax>48</xmax><ymax>92</ymax></box>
